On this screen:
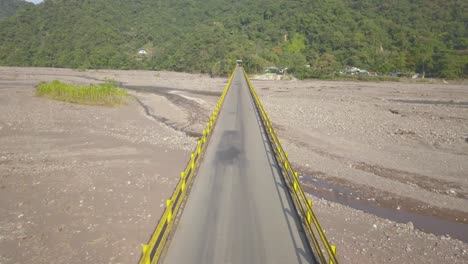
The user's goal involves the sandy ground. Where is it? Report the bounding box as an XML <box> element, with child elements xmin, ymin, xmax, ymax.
<box><xmin>0</xmin><ymin>66</ymin><xmax>467</xmax><ymax>263</ymax></box>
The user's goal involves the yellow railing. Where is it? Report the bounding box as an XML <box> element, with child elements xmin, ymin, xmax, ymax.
<box><xmin>139</xmin><ymin>68</ymin><xmax>236</xmax><ymax>264</ymax></box>
<box><xmin>242</xmin><ymin>68</ymin><xmax>339</xmax><ymax>264</ymax></box>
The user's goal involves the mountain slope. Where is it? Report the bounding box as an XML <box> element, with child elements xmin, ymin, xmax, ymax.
<box><xmin>0</xmin><ymin>0</ymin><xmax>29</xmax><ymax>19</ymax></box>
<box><xmin>0</xmin><ymin>0</ymin><xmax>466</xmax><ymax>78</ymax></box>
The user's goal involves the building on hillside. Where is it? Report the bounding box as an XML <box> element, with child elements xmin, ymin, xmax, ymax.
<box><xmin>340</xmin><ymin>66</ymin><xmax>370</xmax><ymax>75</ymax></box>
<box><xmin>138</xmin><ymin>49</ymin><xmax>148</xmax><ymax>55</ymax></box>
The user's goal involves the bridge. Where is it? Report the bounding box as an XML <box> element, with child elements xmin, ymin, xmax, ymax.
<box><xmin>139</xmin><ymin>66</ymin><xmax>338</xmax><ymax>264</ymax></box>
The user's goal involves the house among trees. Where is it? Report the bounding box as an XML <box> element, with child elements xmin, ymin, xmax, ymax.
<box><xmin>138</xmin><ymin>49</ymin><xmax>148</xmax><ymax>55</ymax></box>
<box><xmin>341</xmin><ymin>66</ymin><xmax>369</xmax><ymax>75</ymax></box>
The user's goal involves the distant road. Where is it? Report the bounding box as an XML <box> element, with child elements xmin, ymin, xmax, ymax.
<box><xmin>162</xmin><ymin>67</ymin><xmax>315</xmax><ymax>264</ymax></box>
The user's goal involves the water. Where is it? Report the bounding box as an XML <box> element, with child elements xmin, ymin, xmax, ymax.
<box><xmin>300</xmin><ymin>175</ymin><xmax>468</xmax><ymax>242</ymax></box>
<box><xmin>391</xmin><ymin>99</ymin><xmax>468</xmax><ymax>106</ymax></box>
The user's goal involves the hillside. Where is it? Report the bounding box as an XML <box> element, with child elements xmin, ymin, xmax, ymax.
<box><xmin>0</xmin><ymin>0</ymin><xmax>466</xmax><ymax>78</ymax></box>
<box><xmin>0</xmin><ymin>0</ymin><xmax>29</xmax><ymax>20</ymax></box>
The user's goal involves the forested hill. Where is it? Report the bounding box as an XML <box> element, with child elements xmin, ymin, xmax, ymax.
<box><xmin>0</xmin><ymin>0</ymin><xmax>466</xmax><ymax>78</ymax></box>
<box><xmin>0</xmin><ymin>0</ymin><xmax>29</xmax><ymax>20</ymax></box>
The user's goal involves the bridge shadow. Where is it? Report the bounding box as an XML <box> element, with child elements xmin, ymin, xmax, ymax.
<box><xmin>216</xmin><ymin>130</ymin><xmax>242</xmax><ymax>165</ymax></box>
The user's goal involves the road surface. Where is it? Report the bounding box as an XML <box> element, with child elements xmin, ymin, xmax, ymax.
<box><xmin>162</xmin><ymin>67</ymin><xmax>315</xmax><ymax>264</ymax></box>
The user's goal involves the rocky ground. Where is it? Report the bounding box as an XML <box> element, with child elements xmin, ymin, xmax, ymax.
<box><xmin>254</xmin><ymin>78</ymin><xmax>468</xmax><ymax>263</ymax></box>
<box><xmin>0</xmin><ymin>67</ymin><xmax>467</xmax><ymax>263</ymax></box>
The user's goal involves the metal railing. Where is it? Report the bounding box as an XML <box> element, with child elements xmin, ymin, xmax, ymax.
<box><xmin>138</xmin><ymin>68</ymin><xmax>236</xmax><ymax>264</ymax></box>
<box><xmin>242</xmin><ymin>67</ymin><xmax>339</xmax><ymax>264</ymax></box>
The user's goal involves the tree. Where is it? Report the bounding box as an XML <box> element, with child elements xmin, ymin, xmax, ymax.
<box><xmin>312</xmin><ymin>53</ymin><xmax>340</xmax><ymax>76</ymax></box>
<box><xmin>0</xmin><ymin>0</ymin><xmax>465</xmax><ymax>78</ymax></box>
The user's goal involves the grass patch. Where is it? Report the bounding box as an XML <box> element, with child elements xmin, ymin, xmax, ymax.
<box><xmin>36</xmin><ymin>80</ymin><xmax>128</xmax><ymax>106</ymax></box>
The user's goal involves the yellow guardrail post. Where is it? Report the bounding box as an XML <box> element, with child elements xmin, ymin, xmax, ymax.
<box><xmin>166</xmin><ymin>200</ymin><xmax>172</xmax><ymax>222</ymax></box>
<box><xmin>141</xmin><ymin>244</ymin><xmax>150</xmax><ymax>264</ymax></box>
<box><xmin>293</xmin><ymin>172</ymin><xmax>299</xmax><ymax>191</ymax></box>
<box><xmin>181</xmin><ymin>172</ymin><xmax>186</xmax><ymax>191</ymax></box>
<box><xmin>197</xmin><ymin>140</ymin><xmax>202</xmax><ymax>154</ymax></box>
<box><xmin>330</xmin><ymin>245</ymin><xmax>337</xmax><ymax>264</ymax></box>
<box><xmin>190</xmin><ymin>153</ymin><xmax>195</xmax><ymax>169</ymax></box>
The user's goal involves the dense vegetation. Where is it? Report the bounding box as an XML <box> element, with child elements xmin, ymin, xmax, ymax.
<box><xmin>36</xmin><ymin>80</ymin><xmax>128</xmax><ymax>106</ymax></box>
<box><xmin>0</xmin><ymin>0</ymin><xmax>28</xmax><ymax>20</ymax></box>
<box><xmin>0</xmin><ymin>0</ymin><xmax>467</xmax><ymax>78</ymax></box>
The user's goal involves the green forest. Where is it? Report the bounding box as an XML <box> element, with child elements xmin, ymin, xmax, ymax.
<box><xmin>0</xmin><ymin>0</ymin><xmax>29</xmax><ymax>19</ymax></box>
<box><xmin>0</xmin><ymin>0</ymin><xmax>466</xmax><ymax>78</ymax></box>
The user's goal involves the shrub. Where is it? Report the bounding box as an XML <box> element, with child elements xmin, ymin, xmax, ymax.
<box><xmin>36</xmin><ymin>80</ymin><xmax>128</xmax><ymax>106</ymax></box>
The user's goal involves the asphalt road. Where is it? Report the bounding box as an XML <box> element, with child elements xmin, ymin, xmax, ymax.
<box><xmin>162</xmin><ymin>67</ymin><xmax>315</xmax><ymax>264</ymax></box>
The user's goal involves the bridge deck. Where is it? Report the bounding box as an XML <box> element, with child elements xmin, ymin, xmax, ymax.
<box><xmin>162</xmin><ymin>67</ymin><xmax>315</xmax><ymax>264</ymax></box>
